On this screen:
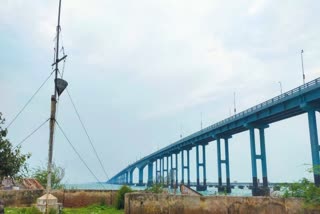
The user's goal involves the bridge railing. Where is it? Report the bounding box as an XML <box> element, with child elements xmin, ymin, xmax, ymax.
<box><xmin>181</xmin><ymin>77</ymin><xmax>320</xmax><ymax>142</ymax></box>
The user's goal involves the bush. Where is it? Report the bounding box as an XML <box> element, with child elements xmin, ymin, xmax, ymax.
<box><xmin>145</xmin><ymin>183</ymin><xmax>163</xmax><ymax>193</ymax></box>
<box><xmin>282</xmin><ymin>178</ymin><xmax>320</xmax><ymax>207</ymax></box>
<box><xmin>115</xmin><ymin>185</ymin><xmax>132</xmax><ymax>210</ymax></box>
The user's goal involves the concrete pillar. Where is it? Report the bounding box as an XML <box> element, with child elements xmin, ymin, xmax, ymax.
<box><xmin>308</xmin><ymin>110</ymin><xmax>320</xmax><ymax>186</ymax></box>
<box><xmin>175</xmin><ymin>153</ymin><xmax>178</xmax><ymax>187</ymax></box>
<box><xmin>249</xmin><ymin>128</ymin><xmax>258</xmax><ymax>195</ymax></box>
<box><xmin>161</xmin><ymin>158</ymin><xmax>164</xmax><ymax>184</ymax></box>
<box><xmin>225</xmin><ymin>138</ymin><xmax>230</xmax><ymax>193</ymax></box>
<box><xmin>202</xmin><ymin>144</ymin><xmax>207</xmax><ymax>187</ymax></box>
<box><xmin>196</xmin><ymin>145</ymin><xmax>200</xmax><ymax>187</ymax></box>
<box><xmin>129</xmin><ymin>170</ymin><xmax>134</xmax><ymax>185</ymax></box>
<box><xmin>181</xmin><ymin>150</ymin><xmax>185</xmax><ymax>184</ymax></box>
<box><xmin>138</xmin><ymin>166</ymin><xmax>144</xmax><ymax>186</ymax></box>
<box><xmin>147</xmin><ymin>162</ymin><xmax>153</xmax><ymax>186</ymax></box>
<box><xmin>170</xmin><ymin>154</ymin><xmax>174</xmax><ymax>188</ymax></box>
<box><xmin>217</xmin><ymin>138</ymin><xmax>222</xmax><ymax>187</ymax></box>
<box><xmin>125</xmin><ymin>172</ymin><xmax>129</xmax><ymax>184</ymax></box>
<box><xmin>187</xmin><ymin>149</ymin><xmax>191</xmax><ymax>186</ymax></box>
<box><xmin>259</xmin><ymin>128</ymin><xmax>268</xmax><ymax>188</ymax></box>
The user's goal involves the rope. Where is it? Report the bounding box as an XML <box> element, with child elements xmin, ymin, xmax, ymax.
<box><xmin>6</xmin><ymin>71</ymin><xmax>55</xmax><ymax>130</ymax></box>
<box><xmin>13</xmin><ymin>118</ymin><xmax>50</xmax><ymax>149</ymax></box>
<box><xmin>66</xmin><ymin>89</ymin><xmax>110</xmax><ymax>181</ymax></box>
<box><xmin>55</xmin><ymin>120</ymin><xmax>105</xmax><ymax>189</ymax></box>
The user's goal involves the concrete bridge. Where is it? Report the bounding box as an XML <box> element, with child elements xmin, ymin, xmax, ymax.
<box><xmin>108</xmin><ymin>77</ymin><xmax>320</xmax><ymax>196</ymax></box>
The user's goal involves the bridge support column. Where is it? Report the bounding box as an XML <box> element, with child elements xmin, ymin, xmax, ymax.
<box><xmin>164</xmin><ymin>156</ymin><xmax>169</xmax><ymax>186</ymax></box>
<box><xmin>125</xmin><ymin>172</ymin><xmax>129</xmax><ymax>184</ymax></box>
<box><xmin>175</xmin><ymin>153</ymin><xmax>178</xmax><ymax>188</ymax></box>
<box><xmin>181</xmin><ymin>150</ymin><xmax>185</xmax><ymax>184</ymax></box>
<box><xmin>138</xmin><ymin>166</ymin><xmax>145</xmax><ymax>186</ymax></box>
<box><xmin>161</xmin><ymin>158</ymin><xmax>164</xmax><ymax>184</ymax></box>
<box><xmin>249</xmin><ymin>126</ymin><xmax>270</xmax><ymax>196</ymax></box>
<box><xmin>196</xmin><ymin>144</ymin><xmax>207</xmax><ymax>191</ymax></box>
<box><xmin>156</xmin><ymin>159</ymin><xmax>160</xmax><ymax>184</ymax></box>
<box><xmin>259</xmin><ymin>127</ymin><xmax>269</xmax><ymax>189</ymax></box>
<box><xmin>217</xmin><ymin>137</ymin><xmax>231</xmax><ymax>193</ymax></box>
<box><xmin>308</xmin><ymin>109</ymin><xmax>320</xmax><ymax>186</ymax></box>
<box><xmin>147</xmin><ymin>162</ymin><xmax>153</xmax><ymax>186</ymax></box>
<box><xmin>187</xmin><ymin>149</ymin><xmax>191</xmax><ymax>186</ymax></box>
<box><xmin>129</xmin><ymin>169</ymin><xmax>134</xmax><ymax>185</ymax></box>
<box><xmin>170</xmin><ymin>154</ymin><xmax>174</xmax><ymax>188</ymax></box>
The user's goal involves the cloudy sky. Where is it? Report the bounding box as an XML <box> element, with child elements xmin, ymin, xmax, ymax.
<box><xmin>1</xmin><ymin>0</ymin><xmax>320</xmax><ymax>184</ymax></box>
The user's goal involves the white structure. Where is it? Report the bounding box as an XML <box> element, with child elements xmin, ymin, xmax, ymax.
<box><xmin>37</xmin><ymin>193</ymin><xmax>62</xmax><ymax>213</ymax></box>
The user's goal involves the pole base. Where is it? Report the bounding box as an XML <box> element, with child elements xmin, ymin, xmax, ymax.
<box><xmin>196</xmin><ymin>185</ymin><xmax>207</xmax><ymax>191</ymax></box>
<box><xmin>252</xmin><ymin>186</ymin><xmax>270</xmax><ymax>196</ymax></box>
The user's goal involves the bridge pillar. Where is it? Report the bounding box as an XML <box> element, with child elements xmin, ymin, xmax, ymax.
<box><xmin>156</xmin><ymin>159</ymin><xmax>161</xmax><ymax>184</ymax></box>
<box><xmin>147</xmin><ymin>162</ymin><xmax>153</xmax><ymax>186</ymax></box>
<box><xmin>167</xmin><ymin>156</ymin><xmax>170</xmax><ymax>186</ymax></box>
<box><xmin>129</xmin><ymin>169</ymin><xmax>134</xmax><ymax>185</ymax></box>
<box><xmin>163</xmin><ymin>156</ymin><xmax>169</xmax><ymax>186</ymax></box>
<box><xmin>217</xmin><ymin>137</ymin><xmax>231</xmax><ymax>193</ymax></box>
<box><xmin>181</xmin><ymin>150</ymin><xmax>185</xmax><ymax>184</ymax></box>
<box><xmin>249</xmin><ymin>126</ymin><xmax>270</xmax><ymax>196</ymax></box>
<box><xmin>175</xmin><ymin>153</ymin><xmax>179</xmax><ymax>188</ymax></box>
<box><xmin>161</xmin><ymin>157</ymin><xmax>164</xmax><ymax>184</ymax></box>
<box><xmin>138</xmin><ymin>166</ymin><xmax>145</xmax><ymax>186</ymax></box>
<box><xmin>259</xmin><ymin>127</ymin><xmax>269</xmax><ymax>189</ymax></box>
<box><xmin>307</xmin><ymin>109</ymin><xmax>320</xmax><ymax>186</ymax></box>
<box><xmin>170</xmin><ymin>154</ymin><xmax>174</xmax><ymax>188</ymax></box>
<box><xmin>196</xmin><ymin>144</ymin><xmax>207</xmax><ymax>191</ymax></box>
<box><xmin>125</xmin><ymin>171</ymin><xmax>129</xmax><ymax>184</ymax></box>
<box><xmin>187</xmin><ymin>149</ymin><xmax>191</xmax><ymax>186</ymax></box>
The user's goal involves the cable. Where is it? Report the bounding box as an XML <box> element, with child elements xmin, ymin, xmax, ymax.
<box><xmin>55</xmin><ymin>120</ymin><xmax>105</xmax><ymax>189</ymax></box>
<box><xmin>13</xmin><ymin>118</ymin><xmax>50</xmax><ymax>149</ymax></box>
<box><xmin>66</xmin><ymin>89</ymin><xmax>110</xmax><ymax>181</ymax></box>
<box><xmin>6</xmin><ymin>71</ymin><xmax>55</xmax><ymax>130</ymax></box>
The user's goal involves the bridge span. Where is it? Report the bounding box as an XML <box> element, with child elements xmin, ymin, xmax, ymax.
<box><xmin>108</xmin><ymin>77</ymin><xmax>320</xmax><ymax>196</ymax></box>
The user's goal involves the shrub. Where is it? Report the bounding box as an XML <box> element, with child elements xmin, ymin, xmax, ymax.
<box><xmin>145</xmin><ymin>183</ymin><xmax>163</xmax><ymax>193</ymax></box>
<box><xmin>115</xmin><ymin>185</ymin><xmax>133</xmax><ymax>210</ymax></box>
<box><xmin>282</xmin><ymin>178</ymin><xmax>320</xmax><ymax>207</ymax></box>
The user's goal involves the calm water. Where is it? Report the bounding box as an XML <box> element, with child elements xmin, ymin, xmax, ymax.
<box><xmin>65</xmin><ymin>183</ymin><xmax>252</xmax><ymax>196</ymax></box>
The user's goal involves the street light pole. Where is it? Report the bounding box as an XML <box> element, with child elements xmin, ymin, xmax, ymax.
<box><xmin>278</xmin><ymin>81</ymin><xmax>282</xmax><ymax>95</ymax></box>
<box><xmin>301</xmin><ymin>49</ymin><xmax>305</xmax><ymax>84</ymax></box>
<box><xmin>233</xmin><ymin>92</ymin><xmax>236</xmax><ymax>115</ymax></box>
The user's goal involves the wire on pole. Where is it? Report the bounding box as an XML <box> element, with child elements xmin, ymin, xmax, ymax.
<box><xmin>13</xmin><ymin>118</ymin><xmax>50</xmax><ymax>149</ymax></box>
<box><xmin>6</xmin><ymin>71</ymin><xmax>55</xmax><ymax>130</ymax></box>
<box><xmin>66</xmin><ymin>89</ymin><xmax>110</xmax><ymax>181</ymax></box>
<box><xmin>55</xmin><ymin>120</ymin><xmax>105</xmax><ymax>189</ymax></box>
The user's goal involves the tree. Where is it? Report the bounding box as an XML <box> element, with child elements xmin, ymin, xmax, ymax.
<box><xmin>115</xmin><ymin>185</ymin><xmax>133</xmax><ymax>210</ymax></box>
<box><xmin>0</xmin><ymin>113</ymin><xmax>31</xmax><ymax>180</ymax></box>
<box><xmin>32</xmin><ymin>163</ymin><xmax>65</xmax><ymax>189</ymax></box>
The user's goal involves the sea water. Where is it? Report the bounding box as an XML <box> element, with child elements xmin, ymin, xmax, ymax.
<box><xmin>65</xmin><ymin>183</ymin><xmax>252</xmax><ymax>196</ymax></box>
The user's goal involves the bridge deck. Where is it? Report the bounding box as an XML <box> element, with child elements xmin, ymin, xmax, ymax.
<box><xmin>109</xmin><ymin>77</ymin><xmax>320</xmax><ymax>182</ymax></box>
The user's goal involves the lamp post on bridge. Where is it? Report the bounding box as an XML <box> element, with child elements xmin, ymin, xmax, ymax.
<box><xmin>301</xmin><ymin>49</ymin><xmax>305</xmax><ymax>85</ymax></box>
<box><xmin>278</xmin><ymin>81</ymin><xmax>282</xmax><ymax>95</ymax></box>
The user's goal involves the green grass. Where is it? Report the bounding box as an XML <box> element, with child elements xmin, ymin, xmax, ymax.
<box><xmin>5</xmin><ymin>205</ymin><xmax>124</xmax><ymax>214</ymax></box>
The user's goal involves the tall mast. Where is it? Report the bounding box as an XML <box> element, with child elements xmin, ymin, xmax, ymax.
<box><xmin>47</xmin><ymin>0</ymin><xmax>65</xmax><ymax>195</ymax></box>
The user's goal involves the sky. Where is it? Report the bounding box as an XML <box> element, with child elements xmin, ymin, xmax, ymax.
<box><xmin>1</xmin><ymin>0</ymin><xmax>320</xmax><ymax>184</ymax></box>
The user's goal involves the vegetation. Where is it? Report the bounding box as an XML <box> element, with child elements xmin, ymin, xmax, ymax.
<box><xmin>145</xmin><ymin>183</ymin><xmax>164</xmax><ymax>193</ymax></box>
<box><xmin>282</xmin><ymin>178</ymin><xmax>320</xmax><ymax>207</ymax></box>
<box><xmin>5</xmin><ymin>205</ymin><xmax>123</xmax><ymax>214</ymax></box>
<box><xmin>115</xmin><ymin>185</ymin><xmax>133</xmax><ymax>210</ymax></box>
<box><xmin>281</xmin><ymin>166</ymin><xmax>320</xmax><ymax>208</ymax></box>
<box><xmin>0</xmin><ymin>113</ymin><xmax>31</xmax><ymax>180</ymax></box>
<box><xmin>32</xmin><ymin>162</ymin><xmax>65</xmax><ymax>189</ymax></box>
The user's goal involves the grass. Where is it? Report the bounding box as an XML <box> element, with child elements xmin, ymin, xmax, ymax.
<box><xmin>5</xmin><ymin>205</ymin><xmax>124</xmax><ymax>214</ymax></box>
